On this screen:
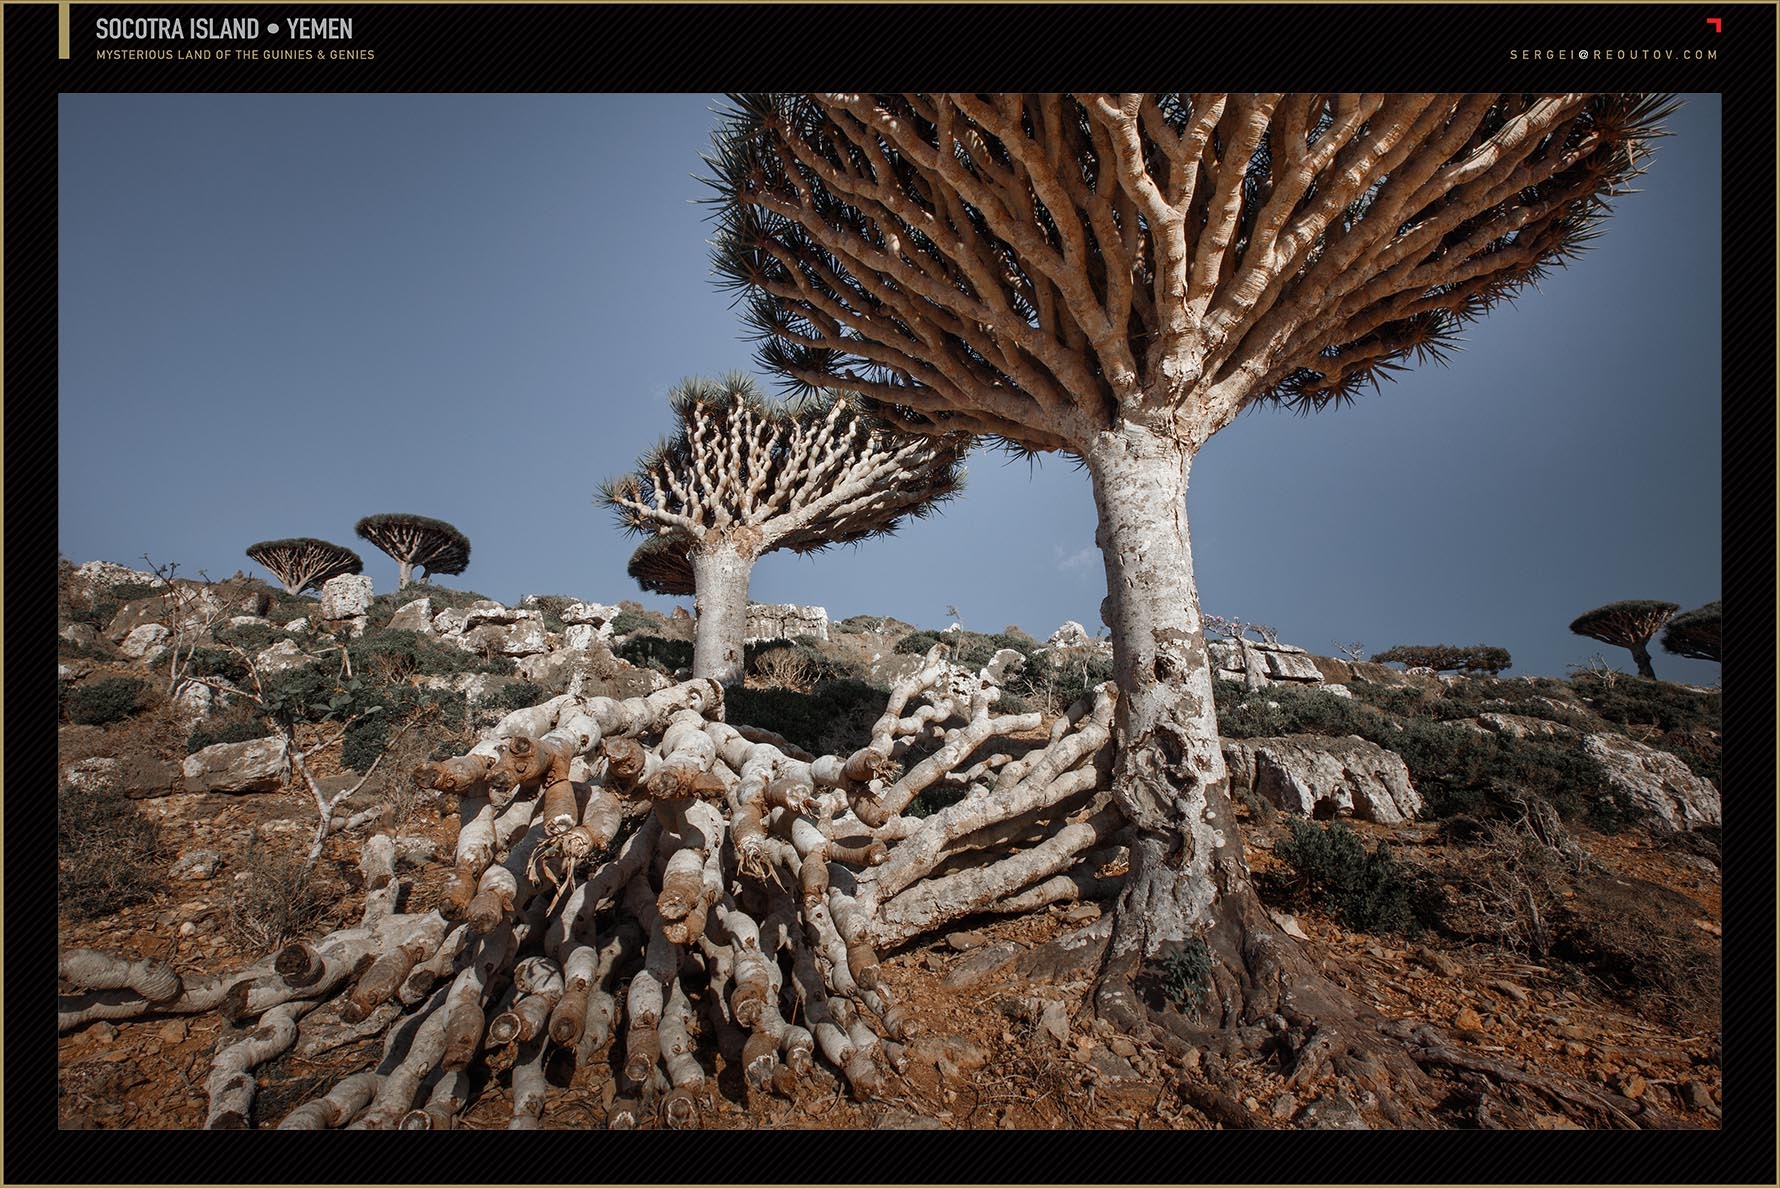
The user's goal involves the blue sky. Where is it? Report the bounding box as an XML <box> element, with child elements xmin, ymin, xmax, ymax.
<box><xmin>59</xmin><ymin>94</ymin><xmax>1722</xmax><ymax>682</ymax></box>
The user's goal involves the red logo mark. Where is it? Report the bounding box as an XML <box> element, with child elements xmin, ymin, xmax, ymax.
<box><xmin>1706</xmin><ymin>17</ymin><xmax>1722</xmax><ymax>32</ymax></box>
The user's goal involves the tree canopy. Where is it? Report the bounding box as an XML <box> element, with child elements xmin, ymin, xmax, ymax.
<box><xmin>708</xmin><ymin>93</ymin><xmax>1674</xmax><ymax>453</ymax></box>
<box><xmin>627</xmin><ymin>535</ymin><xmax>695</xmax><ymax>598</ymax></box>
<box><xmin>245</xmin><ymin>537</ymin><xmax>363</xmax><ymax>596</ymax></box>
<box><xmin>599</xmin><ymin>374</ymin><xmax>968</xmax><ymax>559</ymax></box>
<box><xmin>1659</xmin><ymin>600</ymin><xmax>1720</xmax><ymax>662</ymax></box>
<box><xmin>355</xmin><ymin>513</ymin><xmax>471</xmax><ymax>589</ymax></box>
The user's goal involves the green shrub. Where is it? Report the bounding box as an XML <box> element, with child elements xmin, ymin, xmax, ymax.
<box><xmin>109</xmin><ymin>581</ymin><xmax>163</xmax><ymax>604</ymax></box>
<box><xmin>1276</xmin><ymin>819</ymin><xmax>1418</xmax><ymax>934</ymax></box>
<box><xmin>188</xmin><ymin>717</ymin><xmax>275</xmax><ymax>754</ymax></box>
<box><xmin>726</xmin><ymin>678</ymin><xmax>887</xmax><ymax>757</ymax></box>
<box><xmin>213</xmin><ymin>620</ymin><xmax>281</xmax><ymax>652</ymax></box>
<box><xmin>616</xmin><ymin>635</ymin><xmax>693</xmax><ymax>674</ymax></box>
<box><xmin>894</xmin><ymin>629</ymin><xmax>948</xmax><ymax>656</ymax></box>
<box><xmin>610</xmin><ymin>609</ymin><xmax>660</xmax><ymax>637</ymax></box>
<box><xmin>1013</xmin><ymin>648</ymin><xmax>1116</xmax><ymax>711</ymax></box>
<box><xmin>1372</xmin><ymin>644</ymin><xmax>1512</xmax><ymax>675</ymax></box>
<box><xmin>58</xmin><ymin>784</ymin><xmax>164</xmax><ymax>920</ymax></box>
<box><xmin>1214</xmin><ymin>682</ymin><xmax>1371</xmax><ymax>739</ymax></box>
<box><xmin>493</xmin><ymin>681</ymin><xmax>547</xmax><ymax>711</ymax></box>
<box><xmin>524</xmin><ymin>595</ymin><xmax>575</xmax><ymax>632</ymax></box>
<box><xmin>745</xmin><ymin>638</ymin><xmax>865</xmax><ymax>686</ymax></box>
<box><xmin>340</xmin><ymin>685</ymin><xmax>469</xmax><ymax>773</ymax></box>
<box><xmin>64</xmin><ymin>676</ymin><xmax>147</xmax><ymax>726</ymax></box>
<box><xmin>184</xmin><ymin>646</ymin><xmax>250</xmax><ymax>684</ymax></box>
<box><xmin>833</xmin><ymin>615</ymin><xmax>883</xmax><ymax>634</ymax></box>
<box><xmin>1140</xmin><ymin>938</ymin><xmax>1214</xmax><ymax>1016</ymax></box>
<box><xmin>349</xmin><ymin>629</ymin><xmax>500</xmax><ymax>683</ymax></box>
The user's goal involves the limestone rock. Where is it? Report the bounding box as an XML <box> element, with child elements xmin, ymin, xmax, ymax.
<box><xmin>64</xmin><ymin>757</ymin><xmax>120</xmax><ymax>794</ymax></box>
<box><xmin>1223</xmin><ymin>734</ymin><xmax>1422</xmax><ymax>824</ymax></box>
<box><xmin>1046</xmin><ymin>621</ymin><xmax>1092</xmax><ymax>649</ymax></box>
<box><xmin>562</xmin><ymin>623</ymin><xmax>605</xmax><ymax>651</ymax></box>
<box><xmin>387</xmin><ymin>598</ymin><xmax>434</xmax><ymax>634</ymax></box>
<box><xmin>119</xmin><ymin>622</ymin><xmax>171</xmax><ymax>661</ymax></box>
<box><xmin>464</xmin><ymin>618</ymin><xmax>550</xmax><ymax>657</ymax></box>
<box><xmin>319</xmin><ymin>574</ymin><xmax>374</xmax><ymax>620</ymax></box>
<box><xmin>172</xmin><ymin>850</ymin><xmax>225</xmax><ymax>880</ymax></box>
<box><xmin>1260</xmin><ymin>647</ymin><xmax>1325</xmax><ymax>683</ymax></box>
<box><xmin>460</xmin><ymin>600</ymin><xmax>526</xmax><ymax>630</ymax></box>
<box><xmin>73</xmin><ymin>559</ymin><xmax>163</xmax><ymax>595</ymax></box>
<box><xmin>1583</xmin><ymin>732</ymin><xmax>1720</xmax><ymax>831</ymax></box>
<box><xmin>745</xmin><ymin>602</ymin><xmax>829</xmax><ymax>643</ymax></box>
<box><xmin>182</xmin><ymin>736</ymin><xmax>289</xmax><ymax>794</ymax></box>
<box><xmin>171</xmin><ymin>679</ymin><xmax>213</xmax><ymax>725</ymax></box>
<box><xmin>60</xmin><ymin>622</ymin><xmax>100</xmax><ymax>646</ymax></box>
<box><xmin>106</xmin><ymin>581</ymin><xmax>265</xmax><ymax>642</ymax></box>
<box><xmin>559</xmin><ymin>600</ymin><xmax>621</xmax><ymax>627</ymax></box>
<box><xmin>254</xmin><ymin>638</ymin><xmax>311</xmax><ymax>674</ymax></box>
<box><xmin>282</xmin><ymin>617</ymin><xmax>311</xmax><ymax>635</ymax></box>
<box><xmin>1475</xmin><ymin>712</ymin><xmax>1578</xmax><ymax>740</ymax></box>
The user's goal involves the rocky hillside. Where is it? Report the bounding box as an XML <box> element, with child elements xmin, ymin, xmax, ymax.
<box><xmin>57</xmin><ymin>559</ymin><xmax>1722</xmax><ymax>1129</ymax></box>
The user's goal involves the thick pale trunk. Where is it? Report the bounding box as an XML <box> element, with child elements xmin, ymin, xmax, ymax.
<box><xmin>1079</xmin><ymin>422</ymin><xmax>1270</xmax><ymax>1029</ymax></box>
<box><xmin>1630</xmin><ymin>639</ymin><xmax>1656</xmax><ymax>680</ymax></box>
<box><xmin>691</xmin><ymin>542</ymin><xmax>754</xmax><ymax>686</ymax></box>
<box><xmin>396</xmin><ymin>560</ymin><xmax>414</xmax><ymax>589</ymax></box>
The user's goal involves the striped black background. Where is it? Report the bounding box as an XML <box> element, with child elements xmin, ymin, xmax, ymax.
<box><xmin>10</xmin><ymin>2</ymin><xmax>1773</xmax><ymax>1175</ymax></box>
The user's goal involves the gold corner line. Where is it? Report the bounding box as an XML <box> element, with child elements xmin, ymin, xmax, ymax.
<box><xmin>60</xmin><ymin>1</ymin><xmax>72</xmax><ymax>59</ymax></box>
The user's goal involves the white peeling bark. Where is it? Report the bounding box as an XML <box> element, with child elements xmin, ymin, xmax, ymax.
<box><xmin>691</xmin><ymin>540</ymin><xmax>755</xmax><ymax>686</ymax></box>
<box><xmin>1079</xmin><ymin>419</ymin><xmax>1256</xmax><ymax>1027</ymax></box>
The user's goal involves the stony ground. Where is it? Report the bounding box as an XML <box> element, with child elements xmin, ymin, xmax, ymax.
<box><xmin>56</xmin><ymin>770</ymin><xmax>1722</xmax><ymax>1130</ymax></box>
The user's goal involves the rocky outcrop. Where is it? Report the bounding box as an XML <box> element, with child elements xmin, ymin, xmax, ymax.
<box><xmin>254</xmin><ymin>638</ymin><xmax>312</xmax><ymax>675</ymax></box>
<box><xmin>119</xmin><ymin>623</ymin><xmax>172</xmax><ymax>662</ymax></box>
<box><xmin>1582</xmin><ymin>733</ymin><xmax>1720</xmax><ymax>831</ymax></box>
<box><xmin>1223</xmin><ymin>734</ymin><xmax>1422</xmax><ymax>824</ymax></box>
<box><xmin>72</xmin><ymin>560</ymin><xmax>163</xmax><ymax>596</ymax></box>
<box><xmin>320</xmin><ymin>574</ymin><xmax>374</xmax><ymax>620</ymax></box>
<box><xmin>320</xmin><ymin>574</ymin><xmax>374</xmax><ymax>638</ymax></box>
<box><xmin>1045</xmin><ymin>621</ymin><xmax>1094</xmax><ymax>649</ymax></box>
<box><xmin>387</xmin><ymin>598</ymin><xmax>434</xmax><ymax>633</ymax></box>
<box><xmin>745</xmin><ymin>602</ymin><xmax>830</xmax><ymax>643</ymax></box>
<box><xmin>1473</xmin><ymin>713</ymin><xmax>1578</xmax><ymax>741</ymax></box>
<box><xmin>182</xmin><ymin>736</ymin><xmax>289</xmax><ymax>794</ymax></box>
<box><xmin>430</xmin><ymin>600</ymin><xmax>552</xmax><ymax>657</ymax></box>
<box><xmin>105</xmin><ymin>581</ymin><xmax>267</xmax><ymax>643</ymax></box>
<box><xmin>1209</xmin><ymin>638</ymin><xmax>1325</xmax><ymax>685</ymax></box>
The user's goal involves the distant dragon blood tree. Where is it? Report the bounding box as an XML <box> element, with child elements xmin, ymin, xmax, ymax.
<box><xmin>1372</xmin><ymin>644</ymin><xmax>1512</xmax><ymax>676</ymax></box>
<box><xmin>1570</xmin><ymin>599</ymin><xmax>1678</xmax><ymax>679</ymax></box>
<box><xmin>599</xmin><ymin>375</ymin><xmax>967</xmax><ymax>685</ymax></box>
<box><xmin>710</xmin><ymin>91</ymin><xmax>1671</xmax><ymax>1080</ymax></box>
<box><xmin>355</xmin><ymin>514</ymin><xmax>472</xmax><ymax>590</ymax></box>
<box><xmin>1660</xmin><ymin>600</ymin><xmax>1720</xmax><ymax>663</ymax></box>
<box><xmin>626</xmin><ymin>536</ymin><xmax>695</xmax><ymax>599</ymax></box>
<box><xmin>245</xmin><ymin>538</ymin><xmax>364</xmax><ymax>596</ymax></box>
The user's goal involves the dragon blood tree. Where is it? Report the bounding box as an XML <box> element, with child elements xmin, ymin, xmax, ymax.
<box><xmin>626</xmin><ymin>535</ymin><xmax>695</xmax><ymax>599</ymax></box>
<box><xmin>598</xmin><ymin>375</ymin><xmax>968</xmax><ymax>685</ymax></box>
<box><xmin>355</xmin><ymin>514</ymin><xmax>472</xmax><ymax>590</ymax></box>
<box><xmin>245</xmin><ymin>538</ymin><xmax>364</xmax><ymax>596</ymax></box>
<box><xmin>710</xmin><ymin>92</ymin><xmax>1672</xmax><ymax>1051</ymax></box>
<box><xmin>1570</xmin><ymin>599</ymin><xmax>1679</xmax><ymax>679</ymax></box>
<box><xmin>1660</xmin><ymin>600</ymin><xmax>1720</xmax><ymax>664</ymax></box>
